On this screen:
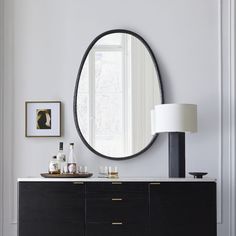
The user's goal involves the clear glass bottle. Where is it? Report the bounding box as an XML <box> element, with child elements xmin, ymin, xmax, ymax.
<box><xmin>48</xmin><ymin>156</ymin><xmax>60</xmax><ymax>174</ymax></box>
<box><xmin>56</xmin><ymin>142</ymin><xmax>66</xmax><ymax>174</ymax></box>
<box><xmin>67</xmin><ymin>143</ymin><xmax>76</xmax><ymax>174</ymax></box>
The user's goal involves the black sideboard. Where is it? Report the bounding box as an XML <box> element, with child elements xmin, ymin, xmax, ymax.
<box><xmin>18</xmin><ymin>180</ymin><xmax>216</xmax><ymax>236</ymax></box>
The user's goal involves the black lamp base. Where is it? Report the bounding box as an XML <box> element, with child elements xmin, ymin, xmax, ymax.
<box><xmin>168</xmin><ymin>132</ymin><xmax>185</xmax><ymax>178</ymax></box>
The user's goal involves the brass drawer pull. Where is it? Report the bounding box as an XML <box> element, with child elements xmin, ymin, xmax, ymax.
<box><xmin>112</xmin><ymin>198</ymin><xmax>123</xmax><ymax>201</ymax></box>
<box><xmin>73</xmin><ymin>182</ymin><xmax>84</xmax><ymax>185</ymax></box>
<box><xmin>112</xmin><ymin>222</ymin><xmax>123</xmax><ymax>225</ymax></box>
<box><xmin>112</xmin><ymin>182</ymin><xmax>122</xmax><ymax>185</ymax></box>
<box><xmin>150</xmin><ymin>183</ymin><xmax>161</xmax><ymax>185</ymax></box>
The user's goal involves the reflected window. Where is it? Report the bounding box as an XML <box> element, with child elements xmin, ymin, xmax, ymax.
<box><xmin>78</xmin><ymin>34</ymin><xmax>129</xmax><ymax>156</ymax></box>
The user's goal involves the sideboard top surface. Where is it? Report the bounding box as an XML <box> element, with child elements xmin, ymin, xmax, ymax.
<box><xmin>17</xmin><ymin>177</ymin><xmax>216</xmax><ymax>182</ymax></box>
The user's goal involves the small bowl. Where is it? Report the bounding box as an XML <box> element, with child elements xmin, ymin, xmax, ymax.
<box><xmin>189</xmin><ymin>172</ymin><xmax>208</xmax><ymax>179</ymax></box>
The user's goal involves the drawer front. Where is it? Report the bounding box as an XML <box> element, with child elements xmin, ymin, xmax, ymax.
<box><xmin>86</xmin><ymin>193</ymin><xmax>148</xmax><ymax>222</ymax></box>
<box><xmin>86</xmin><ymin>182</ymin><xmax>148</xmax><ymax>223</ymax></box>
<box><xmin>86</xmin><ymin>182</ymin><xmax>148</xmax><ymax>193</ymax></box>
<box><xmin>19</xmin><ymin>222</ymin><xmax>84</xmax><ymax>236</ymax></box>
<box><xmin>86</xmin><ymin>222</ymin><xmax>148</xmax><ymax>236</ymax></box>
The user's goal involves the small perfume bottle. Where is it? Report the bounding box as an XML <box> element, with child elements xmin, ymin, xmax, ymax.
<box><xmin>67</xmin><ymin>143</ymin><xmax>76</xmax><ymax>174</ymax></box>
<box><xmin>56</xmin><ymin>142</ymin><xmax>66</xmax><ymax>173</ymax></box>
<box><xmin>48</xmin><ymin>156</ymin><xmax>60</xmax><ymax>174</ymax></box>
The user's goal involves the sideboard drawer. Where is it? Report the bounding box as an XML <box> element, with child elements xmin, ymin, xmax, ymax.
<box><xmin>86</xmin><ymin>182</ymin><xmax>149</xmax><ymax>223</ymax></box>
<box><xmin>86</xmin><ymin>222</ymin><xmax>149</xmax><ymax>236</ymax></box>
<box><xmin>86</xmin><ymin>182</ymin><xmax>148</xmax><ymax>193</ymax></box>
<box><xmin>20</xmin><ymin>221</ymin><xmax>84</xmax><ymax>236</ymax></box>
<box><xmin>86</xmin><ymin>193</ymin><xmax>148</xmax><ymax>222</ymax></box>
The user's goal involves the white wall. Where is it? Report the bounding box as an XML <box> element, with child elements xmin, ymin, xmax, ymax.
<box><xmin>1</xmin><ymin>0</ymin><xmax>235</xmax><ymax>236</ymax></box>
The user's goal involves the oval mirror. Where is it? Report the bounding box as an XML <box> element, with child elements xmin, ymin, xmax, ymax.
<box><xmin>74</xmin><ymin>29</ymin><xmax>164</xmax><ymax>160</ymax></box>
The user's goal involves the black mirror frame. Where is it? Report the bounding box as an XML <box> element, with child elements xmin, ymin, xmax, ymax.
<box><xmin>73</xmin><ymin>29</ymin><xmax>164</xmax><ymax>160</ymax></box>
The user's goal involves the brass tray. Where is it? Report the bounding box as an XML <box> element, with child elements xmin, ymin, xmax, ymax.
<box><xmin>40</xmin><ymin>173</ymin><xmax>93</xmax><ymax>178</ymax></box>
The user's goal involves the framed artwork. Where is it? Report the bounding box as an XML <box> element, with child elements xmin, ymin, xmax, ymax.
<box><xmin>25</xmin><ymin>101</ymin><xmax>61</xmax><ymax>137</ymax></box>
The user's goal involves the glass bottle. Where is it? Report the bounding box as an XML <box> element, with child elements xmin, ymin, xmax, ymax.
<box><xmin>56</xmin><ymin>142</ymin><xmax>66</xmax><ymax>174</ymax></box>
<box><xmin>48</xmin><ymin>156</ymin><xmax>60</xmax><ymax>174</ymax></box>
<box><xmin>67</xmin><ymin>143</ymin><xmax>76</xmax><ymax>174</ymax></box>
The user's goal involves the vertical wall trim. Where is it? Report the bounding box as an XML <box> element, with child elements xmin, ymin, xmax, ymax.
<box><xmin>229</xmin><ymin>0</ymin><xmax>235</xmax><ymax>235</ymax></box>
<box><xmin>0</xmin><ymin>0</ymin><xmax>4</xmax><ymax>235</ymax></box>
<box><xmin>218</xmin><ymin>0</ymin><xmax>223</xmax><ymax>224</ymax></box>
<box><xmin>220</xmin><ymin>0</ymin><xmax>235</xmax><ymax>235</ymax></box>
<box><xmin>3</xmin><ymin>0</ymin><xmax>15</xmax><ymax>234</ymax></box>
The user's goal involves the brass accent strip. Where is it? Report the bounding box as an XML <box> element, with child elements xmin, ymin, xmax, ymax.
<box><xmin>111</xmin><ymin>182</ymin><xmax>122</xmax><ymax>185</ymax></box>
<box><xmin>73</xmin><ymin>182</ymin><xmax>84</xmax><ymax>185</ymax></box>
<box><xmin>150</xmin><ymin>182</ymin><xmax>161</xmax><ymax>185</ymax></box>
<box><xmin>112</xmin><ymin>198</ymin><xmax>123</xmax><ymax>201</ymax></box>
<box><xmin>112</xmin><ymin>222</ymin><xmax>123</xmax><ymax>225</ymax></box>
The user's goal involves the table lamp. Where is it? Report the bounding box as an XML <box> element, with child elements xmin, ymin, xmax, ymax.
<box><xmin>151</xmin><ymin>104</ymin><xmax>197</xmax><ymax>178</ymax></box>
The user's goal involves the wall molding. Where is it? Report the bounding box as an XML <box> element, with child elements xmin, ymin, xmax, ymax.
<box><xmin>229</xmin><ymin>0</ymin><xmax>235</xmax><ymax>235</ymax></box>
<box><xmin>2</xmin><ymin>0</ymin><xmax>15</xmax><ymax>235</ymax></box>
<box><xmin>214</xmin><ymin>0</ymin><xmax>235</xmax><ymax>228</ymax></box>
<box><xmin>0</xmin><ymin>0</ymin><xmax>4</xmax><ymax>234</ymax></box>
<box><xmin>4</xmin><ymin>1</ymin><xmax>226</xmax><ymax>226</ymax></box>
<box><xmin>219</xmin><ymin>0</ymin><xmax>236</xmax><ymax>235</ymax></box>
<box><xmin>218</xmin><ymin>0</ymin><xmax>223</xmax><ymax>223</ymax></box>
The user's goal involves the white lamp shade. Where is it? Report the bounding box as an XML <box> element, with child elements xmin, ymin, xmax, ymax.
<box><xmin>151</xmin><ymin>104</ymin><xmax>197</xmax><ymax>134</ymax></box>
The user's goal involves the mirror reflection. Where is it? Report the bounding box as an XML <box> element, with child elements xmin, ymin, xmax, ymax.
<box><xmin>76</xmin><ymin>32</ymin><xmax>163</xmax><ymax>158</ymax></box>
